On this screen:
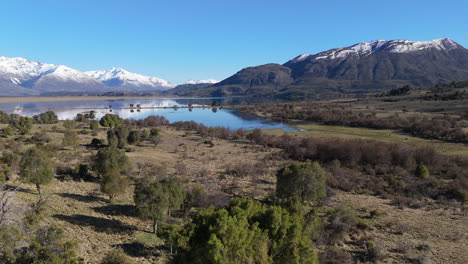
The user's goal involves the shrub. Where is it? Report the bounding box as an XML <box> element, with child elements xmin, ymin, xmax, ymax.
<box><xmin>150</xmin><ymin>127</ymin><xmax>160</xmax><ymax>138</ymax></box>
<box><xmin>100</xmin><ymin>171</ymin><xmax>128</xmax><ymax>202</ymax></box>
<box><xmin>107</xmin><ymin>126</ymin><xmax>130</xmax><ymax>149</ymax></box>
<box><xmin>415</xmin><ymin>164</ymin><xmax>430</xmax><ymax>179</ymax></box>
<box><xmin>323</xmin><ymin>205</ymin><xmax>358</xmax><ymax>244</ymax></box>
<box><xmin>99</xmin><ymin>114</ymin><xmax>123</xmax><ymax>128</ymax></box>
<box><xmin>0</xmin><ymin>126</ymin><xmax>14</xmax><ymax>137</ymax></box>
<box><xmin>186</xmin><ymin>185</ymin><xmax>208</xmax><ymax>208</ymax></box>
<box><xmin>276</xmin><ymin>162</ymin><xmax>328</xmax><ymax>204</ymax></box>
<box><xmin>63</xmin><ymin>120</ymin><xmax>77</xmax><ymax>130</ymax></box>
<box><xmin>127</xmin><ymin>130</ymin><xmax>141</xmax><ymax>145</ymax></box>
<box><xmin>90</xmin><ymin>120</ymin><xmax>99</xmax><ymax>131</ymax></box>
<box><xmin>90</xmin><ymin>138</ymin><xmax>103</xmax><ymax>148</ymax></box>
<box><xmin>32</xmin><ymin>111</ymin><xmax>58</xmax><ymax>124</ymax></box>
<box><xmin>365</xmin><ymin>240</ymin><xmax>384</xmax><ymax>262</ymax></box>
<box><xmin>62</xmin><ymin>129</ymin><xmax>80</xmax><ymax>149</ymax></box>
<box><xmin>174</xmin><ymin>198</ymin><xmax>318</xmax><ymax>264</ymax></box>
<box><xmin>9</xmin><ymin>115</ymin><xmax>33</xmax><ymax>134</ymax></box>
<box><xmin>100</xmin><ymin>249</ymin><xmax>132</xmax><ymax>264</ymax></box>
<box><xmin>19</xmin><ymin>147</ymin><xmax>54</xmax><ymax>195</ymax></box>
<box><xmin>92</xmin><ymin>147</ymin><xmax>130</xmax><ymax>177</ymax></box>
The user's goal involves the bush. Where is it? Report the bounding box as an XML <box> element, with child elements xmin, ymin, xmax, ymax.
<box><xmin>99</xmin><ymin>114</ymin><xmax>123</xmax><ymax>128</ymax></box>
<box><xmin>90</xmin><ymin>138</ymin><xmax>103</xmax><ymax>148</ymax></box>
<box><xmin>415</xmin><ymin>164</ymin><xmax>430</xmax><ymax>179</ymax></box>
<box><xmin>186</xmin><ymin>185</ymin><xmax>208</xmax><ymax>208</ymax></box>
<box><xmin>92</xmin><ymin>147</ymin><xmax>130</xmax><ymax>177</ymax></box>
<box><xmin>364</xmin><ymin>240</ymin><xmax>384</xmax><ymax>262</ymax></box>
<box><xmin>323</xmin><ymin>205</ymin><xmax>358</xmax><ymax>244</ymax></box>
<box><xmin>100</xmin><ymin>171</ymin><xmax>128</xmax><ymax>202</ymax></box>
<box><xmin>127</xmin><ymin>130</ymin><xmax>141</xmax><ymax>145</ymax></box>
<box><xmin>276</xmin><ymin>162</ymin><xmax>328</xmax><ymax>204</ymax></box>
<box><xmin>174</xmin><ymin>198</ymin><xmax>318</xmax><ymax>264</ymax></box>
<box><xmin>107</xmin><ymin>126</ymin><xmax>130</xmax><ymax>149</ymax></box>
<box><xmin>9</xmin><ymin>115</ymin><xmax>33</xmax><ymax>134</ymax></box>
<box><xmin>63</xmin><ymin>120</ymin><xmax>77</xmax><ymax>130</ymax></box>
<box><xmin>100</xmin><ymin>248</ymin><xmax>132</xmax><ymax>264</ymax></box>
<box><xmin>90</xmin><ymin>120</ymin><xmax>99</xmax><ymax>131</ymax></box>
<box><xmin>19</xmin><ymin>147</ymin><xmax>54</xmax><ymax>195</ymax></box>
<box><xmin>0</xmin><ymin>126</ymin><xmax>14</xmax><ymax>137</ymax></box>
<box><xmin>32</xmin><ymin>111</ymin><xmax>58</xmax><ymax>124</ymax></box>
<box><xmin>62</xmin><ymin>130</ymin><xmax>80</xmax><ymax>149</ymax></box>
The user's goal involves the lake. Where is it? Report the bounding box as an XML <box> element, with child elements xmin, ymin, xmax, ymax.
<box><xmin>0</xmin><ymin>97</ymin><xmax>292</xmax><ymax>130</ymax></box>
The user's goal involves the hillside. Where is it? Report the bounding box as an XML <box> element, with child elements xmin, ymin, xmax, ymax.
<box><xmin>167</xmin><ymin>38</ymin><xmax>468</xmax><ymax>99</ymax></box>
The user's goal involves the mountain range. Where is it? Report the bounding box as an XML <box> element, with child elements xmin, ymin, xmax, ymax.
<box><xmin>0</xmin><ymin>57</ymin><xmax>177</xmax><ymax>96</ymax></box>
<box><xmin>1</xmin><ymin>38</ymin><xmax>468</xmax><ymax>97</ymax></box>
<box><xmin>167</xmin><ymin>38</ymin><xmax>468</xmax><ymax>98</ymax></box>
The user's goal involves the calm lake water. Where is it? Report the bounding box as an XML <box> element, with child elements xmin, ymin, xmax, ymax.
<box><xmin>0</xmin><ymin>97</ymin><xmax>292</xmax><ymax>130</ymax></box>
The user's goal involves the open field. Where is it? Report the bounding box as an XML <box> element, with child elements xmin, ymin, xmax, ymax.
<box><xmin>6</xmin><ymin>123</ymin><xmax>467</xmax><ymax>264</ymax></box>
<box><xmin>265</xmin><ymin>123</ymin><xmax>468</xmax><ymax>156</ymax></box>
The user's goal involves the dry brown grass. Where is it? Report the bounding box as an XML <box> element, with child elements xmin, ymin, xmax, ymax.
<box><xmin>5</xmin><ymin>123</ymin><xmax>467</xmax><ymax>263</ymax></box>
<box><xmin>7</xmin><ymin>124</ymin><xmax>287</xmax><ymax>263</ymax></box>
<box><xmin>331</xmin><ymin>191</ymin><xmax>468</xmax><ymax>264</ymax></box>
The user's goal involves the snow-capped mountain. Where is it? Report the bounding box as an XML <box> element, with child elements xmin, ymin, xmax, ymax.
<box><xmin>0</xmin><ymin>56</ymin><xmax>175</xmax><ymax>95</ymax></box>
<box><xmin>186</xmin><ymin>79</ymin><xmax>219</xmax><ymax>85</ymax></box>
<box><xmin>284</xmin><ymin>38</ymin><xmax>468</xmax><ymax>88</ymax></box>
<box><xmin>291</xmin><ymin>38</ymin><xmax>462</xmax><ymax>62</ymax></box>
<box><xmin>0</xmin><ymin>56</ymin><xmax>106</xmax><ymax>95</ymax></box>
<box><xmin>85</xmin><ymin>68</ymin><xmax>174</xmax><ymax>91</ymax></box>
<box><xmin>178</xmin><ymin>38</ymin><xmax>468</xmax><ymax>98</ymax></box>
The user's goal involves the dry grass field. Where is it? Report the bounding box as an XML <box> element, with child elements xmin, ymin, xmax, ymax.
<box><xmin>4</xmin><ymin>122</ymin><xmax>467</xmax><ymax>263</ymax></box>
<box><xmin>265</xmin><ymin>123</ymin><xmax>468</xmax><ymax>156</ymax></box>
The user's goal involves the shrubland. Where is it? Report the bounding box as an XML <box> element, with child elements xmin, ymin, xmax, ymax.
<box><xmin>0</xmin><ymin>110</ymin><xmax>465</xmax><ymax>263</ymax></box>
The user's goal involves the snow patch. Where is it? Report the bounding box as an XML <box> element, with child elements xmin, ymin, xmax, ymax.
<box><xmin>186</xmin><ymin>79</ymin><xmax>219</xmax><ymax>84</ymax></box>
<box><xmin>313</xmin><ymin>38</ymin><xmax>460</xmax><ymax>60</ymax></box>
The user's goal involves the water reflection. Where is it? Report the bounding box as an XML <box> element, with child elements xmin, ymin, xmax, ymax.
<box><xmin>0</xmin><ymin>98</ymin><xmax>291</xmax><ymax>130</ymax></box>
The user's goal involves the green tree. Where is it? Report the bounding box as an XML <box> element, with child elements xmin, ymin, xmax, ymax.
<box><xmin>32</xmin><ymin>111</ymin><xmax>58</xmax><ymax>124</ymax></box>
<box><xmin>9</xmin><ymin>114</ymin><xmax>33</xmax><ymax>135</ymax></box>
<box><xmin>161</xmin><ymin>177</ymin><xmax>185</xmax><ymax>217</ymax></box>
<box><xmin>62</xmin><ymin>129</ymin><xmax>80</xmax><ymax>149</ymax></box>
<box><xmin>19</xmin><ymin>147</ymin><xmax>54</xmax><ymax>196</ymax></box>
<box><xmin>0</xmin><ymin>225</ymin><xmax>22</xmax><ymax>263</ymax></box>
<box><xmin>174</xmin><ymin>198</ymin><xmax>318</xmax><ymax>264</ymax></box>
<box><xmin>134</xmin><ymin>179</ymin><xmax>169</xmax><ymax>234</ymax></box>
<box><xmin>74</xmin><ymin>113</ymin><xmax>86</xmax><ymax>122</ymax></box>
<box><xmin>99</xmin><ymin>114</ymin><xmax>123</xmax><ymax>128</ymax></box>
<box><xmin>107</xmin><ymin>126</ymin><xmax>130</xmax><ymax>148</ymax></box>
<box><xmin>89</xmin><ymin>120</ymin><xmax>99</xmax><ymax>131</ymax></box>
<box><xmin>63</xmin><ymin>120</ymin><xmax>77</xmax><ymax>130</ymax></box>
<box><xmin>276</xmin><ymin>162</ymin><xmax>328</xmax><ymax>204</ymax></box>
<box><xmin>15</xmin><ymin>224</ymin><xmax>83</xmax><ymax>264</ymax></box>
<box><xmin>100</xmin><ymin>171</ymin><xmax>128</xmax><ymax>202</ymax></box>
<box><xmin>92</xmin><ymin>147</ymin><xmax>130</xmax><ymax>177</ymax></box>
<box><xmin>150</xmin><ymin>128</ymin><xmax>160</xmax><ymax>138</ymax></box>
<box><xmin>415</xmin><ymin>164</ymin><xmax>430</xmax><ymax>179</ymax></box>
<box><xmin>0</xmin><ymin>126</ymin><xmax>14</xmax><ymax>137</ymax></box>
<box><xmin>0</xmin><ymin>111</ymin><xmax>9</xmax><ymax>124</ymax></box>
<box><xmin>127</xmin><ymin>130</ymin><xmax>141</xmax><ymax>145</ymax></box>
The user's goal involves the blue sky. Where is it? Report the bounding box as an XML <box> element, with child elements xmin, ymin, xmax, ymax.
<box><xmin>1</xmin><ymin>0</ymin><xmax>467</xmax><ymax>84</ymax></box>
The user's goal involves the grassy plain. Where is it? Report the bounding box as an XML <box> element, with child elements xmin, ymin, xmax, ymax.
<box><xmin>6</xmin><ymin>122</ymin><xmax>467</xmax><ymax>263</ymax></box>
<box><xmin>265</xmin><ymin>123</ymin><xmax>468</xmax><ymax>156</ymax></box>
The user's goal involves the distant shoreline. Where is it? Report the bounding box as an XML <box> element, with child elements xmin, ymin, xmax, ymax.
<box><xmin>0</xmin><ymin>96</ymin><xmax>176</xmax><ymax>103</ymax></box>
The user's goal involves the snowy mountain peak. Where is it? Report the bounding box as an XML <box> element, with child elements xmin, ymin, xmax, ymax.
<box><xmin>0</xmin><ymin>56</ymin><xmax>98</xmax><ymax>84</ymax></box>
<box><xmin>312</xmin><ymin>38</ymin><xmax>462</xmax><ymax>60</ymax></box>
<box><xmin>84</xmin><ymin>68</ymin><xmax>175</xmax><ymax>90</ymax></box>
<box><xmin>186</xmin><ymin>79</ymin><xmax>219</xmax><ymax>84</ymax></box>
<box><xmin>0</xmin><ymin>56</ymin><xmax>56</xmax><ymax>81</ymax></box>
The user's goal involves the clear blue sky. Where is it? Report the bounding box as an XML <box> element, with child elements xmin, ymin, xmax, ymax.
<box><xmin>1</xmin><ymin>0</ymin><xmax>467</xmax><ymax>84</ymax></box>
